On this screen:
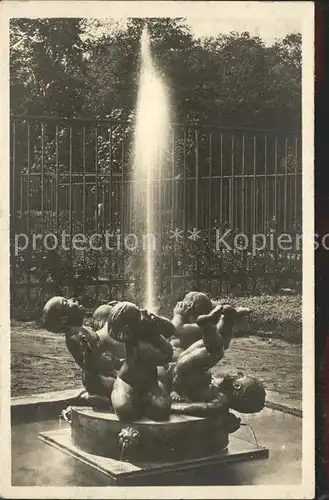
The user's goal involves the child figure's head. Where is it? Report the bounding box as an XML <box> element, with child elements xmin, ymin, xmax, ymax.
<box><xmin>173</xmin><ymin>291</ymin><xmax>213</xmax><ymax>323</ymax></box>
<box><xmin>221</xmin><ymin>371</ymin><xmax>266</xmax><ymax>413</ymax></box>
<box><xmin>41</xmin><ymin>296</ymin><xmax>85</xmax><ymax>331</ymax></box>
<box><xmin>107</xmin><ymin>301</ymin><xmax>142</xmax><ymax>344</ymax></box>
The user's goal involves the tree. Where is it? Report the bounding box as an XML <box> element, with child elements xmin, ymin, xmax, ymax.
<box><xmin>10</xmin><ymin>18</ymin><xmax>302</xmax><ymax>128</ymax></box>
<box><xmin>10</xmin><ymin>18</ymin><xmax>86</xmax><ymax>116</ymax></box>
<box><xmin>81</xmin><ymin>17</ymin><xmax>196</xmax><ymax>120</ymax></box>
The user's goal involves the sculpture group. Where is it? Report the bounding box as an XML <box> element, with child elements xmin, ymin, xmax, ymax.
<box><xmin>42</xmin><ymin>292</ymin><xmax>266</xmax><ymax>430</ymax></box>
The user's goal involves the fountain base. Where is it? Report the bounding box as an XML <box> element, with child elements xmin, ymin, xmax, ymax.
<box><xmin>39</xmin><ymin>426</ymin><xmax>268</xmax><ymax>485</ymax></box>
<box><xmin>39</xmin><ymin>406</ymin><xmax>268</xmax><ymax>485</ymax></box>
<box><xmin>69</xmin><ymin>406</ymin><xmax>232</xmax><ymax>462</ymax></box>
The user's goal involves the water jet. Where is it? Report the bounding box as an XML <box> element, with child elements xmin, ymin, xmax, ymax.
<box><xmin>133</xmin><ymin>26</ymin><xmax>170</xmax><ymax>312</ymax></box>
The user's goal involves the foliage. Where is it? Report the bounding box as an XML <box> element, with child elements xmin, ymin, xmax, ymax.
<box><xmin>10</xmin><ymin>19</ymin><xmax>87</xmax><ymax>116</ymax></box>
<box><xmin>10</xmin><ymin>18</ymin><xmax>301</xmax><ymax>127</ymax></box>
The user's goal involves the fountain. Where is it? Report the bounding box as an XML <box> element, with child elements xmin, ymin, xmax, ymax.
<box><xmin>34</xmin><ymin>293</ymin><xmax>268</xmax><ymax>484</ymax></box>
<box><xmin>11</xmin><ymin>29</ymin><xmax>270</xmax><ymax>487</ymax></box>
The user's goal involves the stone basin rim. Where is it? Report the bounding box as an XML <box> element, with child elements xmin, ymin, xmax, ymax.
<box><xmin>10</xmin><ymin>388</ymin><xmax>303</xmax><ymax>418</ymax></box>
<box><xmin>71</xmin><ymin>405</ymin><xmax>213</xmax><ymax>424</ymax></box>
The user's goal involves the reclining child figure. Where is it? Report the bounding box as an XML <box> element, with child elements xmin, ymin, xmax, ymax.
<box><xmin>42</xmin><ymin>297</ymin><xmax>175</xmax><ymax>421</ymax></box>
<box><xmin>160</xmin><ymin>292</ymin><xmax>266</xmax><ymax>416</ymax></box>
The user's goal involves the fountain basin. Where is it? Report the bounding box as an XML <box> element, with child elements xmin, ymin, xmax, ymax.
<box><xmin>12</xmin><ymin>389</ymin><xmax>307</xmax><ymax>486</ymax></box>
<box><xmin>69</xmin><ymin>406</ymin><xmax>230</xmax><ymax>462</ymax></box>
<box><xmin>38</xmin><ymin>402</ymin><xmax>268</xmax><ymax>485</ymax></box>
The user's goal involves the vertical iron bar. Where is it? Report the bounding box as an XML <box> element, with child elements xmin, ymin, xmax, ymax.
<box><xmin>109</xmin><ymin>127</ymin><xmax>113</xmax><ymax>232</ymax></box>
<box><xmin>264</xmin><ymin>135</ymin><xmax>268</xmax><ymax>234</ymax></box>
<box><xmin>95</xmin><ymin>127</ymin><xmax>99</xmax><ymax>233</ymax></box>
<box><xmin>157</xmin><ymin>132</ymin><xmax>163</xmax><ymax>297</ymax></box>
<box><xmin>82</xmin><ymin>126</ymin><xmax>86</xmax><ymax>302</ymax></box>
<box><xmin>182</xmin><ymin>129</ymin><xmax>187</xmax><ymax>294</ymax></box>
<box><xmin>241</xmin><ymin>134</ymin><xmax>245</xmax><ymax>233</ymax></box>
<box><xmin>95</xmin><ymin>126</ymin><xmax>99</xmax><ymax>300</ymax></box>
<box><xmin>40</xmin><ymin>123</ymin><xmax>45</xmax><ymax>304</ymax></box>
<box><xmin>220</xmin><ymin>132</ymin><xmax>223</xmax><ymax>225</ymax></box>
<box><xmin>12</xmin><ymin>122</ymin><xmax>16</xmax><ymax>220</ymax></box>
<box><xmin>20</xmin><ymin>175</ymin><xmax>23</xmax><ymax>216</ymax></box>
<box><xmin>11</xmin><ymin>122</ymin><xmax>16</xmax><ymax>305</ymax></box>
<box><xmin>195</xmin><ymin>129</ymin><xmax>199</xmax><ymax>289</ymax></box>
<box><xmin>41</xmin><ymin>123</ymin><xmax>45</xmax><ymax>236</ymax></box>
<box><xmin>208</xmin><ymin>132</ymin><xmax>213</xmax><ymax>293</ymax></box>
<box><xmin>27</xmin><ymin>123</ymin><xmax>31</xmax><ymax>301</ymax></box>
<box><xmin>121</xmin><ymin>134</ymin><xmax>125</xmax><ymax>299</ymax></box>
<box><xmin>219</xmin><ymin>132</ymin><xmax>223</xmax><ymax>293</ymax></box>
<box><xmin>253</xmin><ymin>135</ymin><xmax>256</xmax><ymax>235</ymax></box>
<box><xmin>283</xmin><ymin>136</ymin><xmax>289</xmax><ymax>277</ymax></box>
<box><xmin>274</xmin><ymin>136</ymin><xmax>278</xmax><ymax>227</ymax></box>
<box><xmin>195</xmin><ymin>129</ymin><xmax>199</xmax><ymax>229</ymax></box>
<box><xmin>69</xmin><ymin>126</ymin><xmax>73</xmax><ymax>297</ymax></box>
<box><xmin>55</xmin><ymin>125</ymin><xmax>59</xmax><ymax>235</ymax></box>
<box><xmin>294</xmin><ymin>136</ymin><xmax>299</xmax><ymax>276</ymax></box>
<box><xmin>208</xmin><ymin>132</ymin><xmax>213</xmax><ymax>239</ymax></box>
<box><xmin>82</xmin><ymin>127</ymin><xmax>86</xmax><ymax>236</ymax></box>
<box><xmin>294</xmin><ymin>136</ymin><xmax>298</xmax><ymax>228</ymax></box>
<box><xmin>231</xmin><ymin>134</ymin><xmax>234</xmax><ymax>228</ymax></box>
<box><xmin>284</xmin><ymin>136</ymin><xmax>288</xmax><ymax>232</ymax></box>
<box><xmin>171</xmin><ymin>128</ymin><xmax>175</xmax><ymax>300</ymax></box>
<box><xmin>273</xmin><ymin>136</ymin><xmax>278</xmax><ymax>291</ymax></box>
<box><xmin>27</xmin><ymin>123</ymin><xmax>31</xmax><ymax>233</ymax></box>
<box><xmin>68</xmin><ymin>126</ymin><xmax>72</xmax><ymax>237</ymax></box>
<box><xmin>263</xmin><ymin>135</ymin><xmax>268</xmax><ymax>289</ymax></box>
<box><xmin>241</xmin><ymin>133</ymin><xmax>247</xmax><ymax>291</ymax></box>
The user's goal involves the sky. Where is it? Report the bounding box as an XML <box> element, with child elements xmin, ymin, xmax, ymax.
<box><xmin>84</xmin><ymin>16</ymin><xmax>300</xmax><ymax>47</ymax></box>
<box><xmin>186</xmin><ymin>17</ymin><xmax>300</xmax><ymax>45</ymax></box>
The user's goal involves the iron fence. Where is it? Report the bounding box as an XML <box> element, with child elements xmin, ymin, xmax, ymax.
<box><xmin>10</xmin><ymin>116</ymin><xmax>302</xmax><ymax>313</ymax></box>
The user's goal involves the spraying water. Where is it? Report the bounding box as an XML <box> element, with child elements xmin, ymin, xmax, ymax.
<box><xmin>133</xmin><ymin>27</ymin><xmax>170</xmax><ymax>312</ymax></box>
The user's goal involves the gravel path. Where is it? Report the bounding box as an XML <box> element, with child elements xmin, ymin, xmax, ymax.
<box><xmin>11</xmin><ymin>321</ymin><xmax>302</xmax><ymax>399</ymax></box>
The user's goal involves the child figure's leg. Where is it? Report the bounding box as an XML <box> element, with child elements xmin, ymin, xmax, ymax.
<box><xmin>142</xmin><ymin>381</ymin><xmax>171</xmax><ymax>421</ymax></box>
<box><xmin>111</xmin><ymin>376</ymin><xmax>142</xmax><ymax>422</ymax></box>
